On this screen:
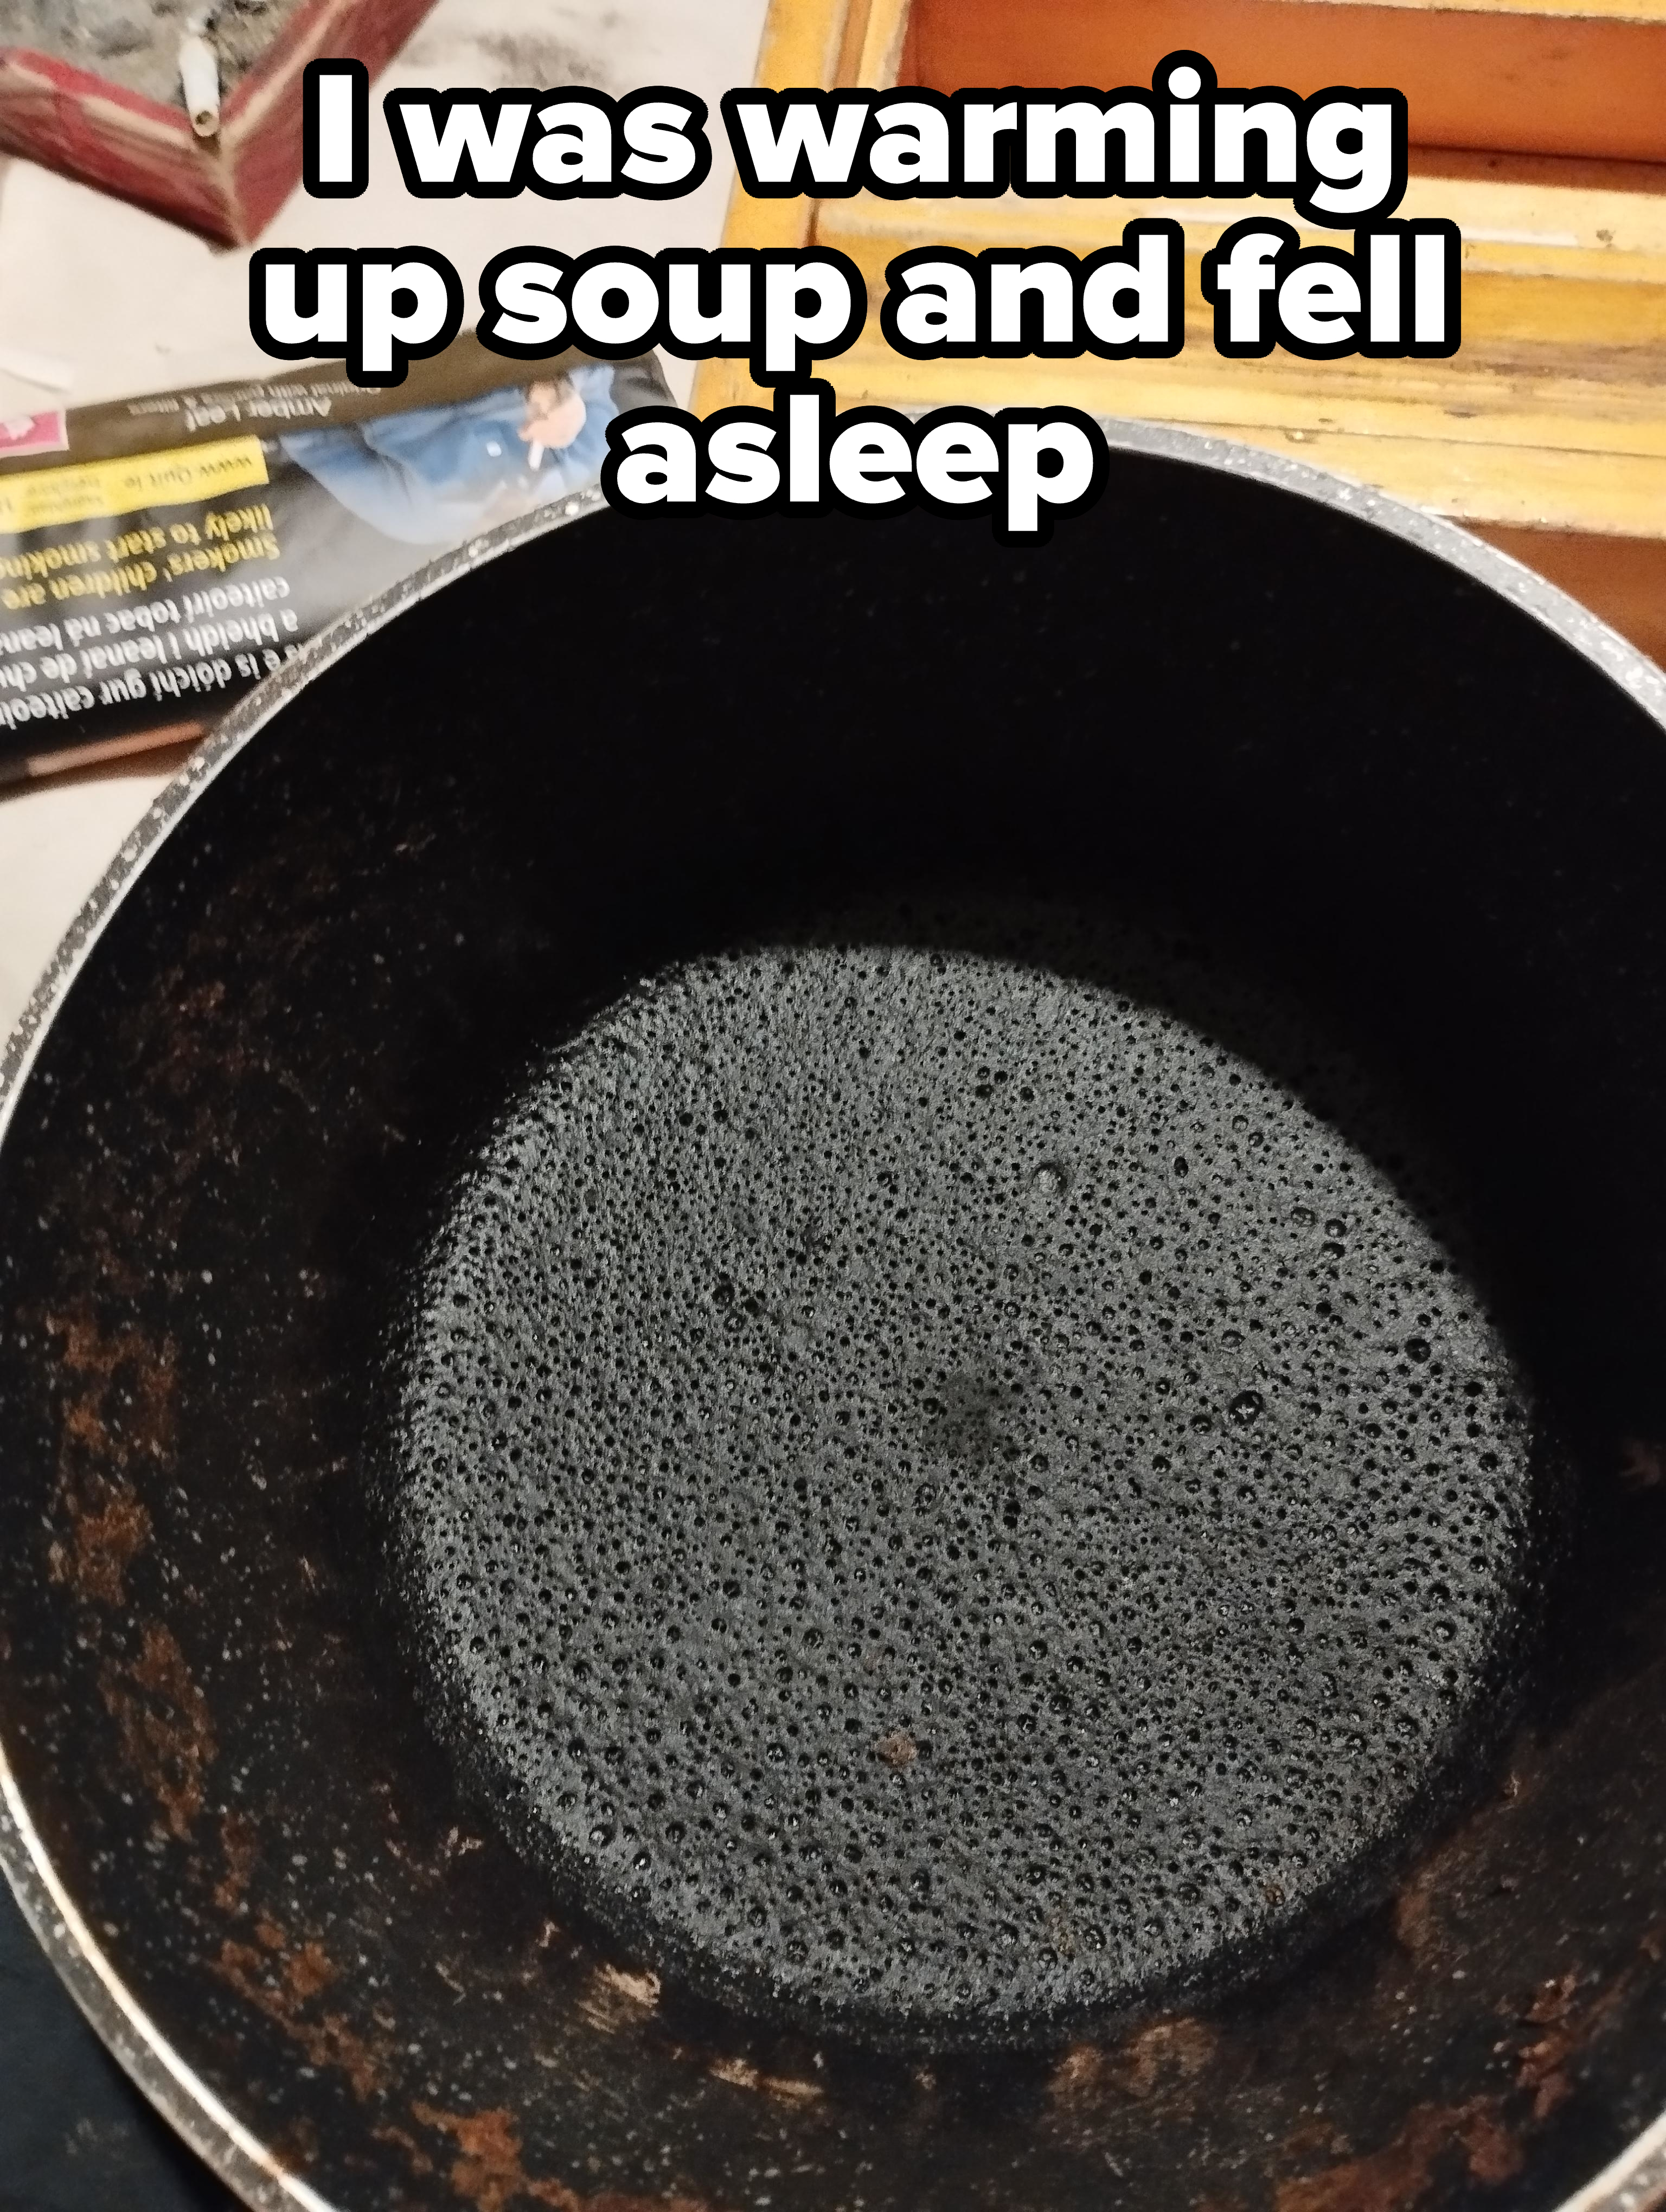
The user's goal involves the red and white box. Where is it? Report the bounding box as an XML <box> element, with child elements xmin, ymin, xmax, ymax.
<box><xmin>0</xmin><ymin>0</ymin><xmax>435</xmax><ymax>245</ymax></box>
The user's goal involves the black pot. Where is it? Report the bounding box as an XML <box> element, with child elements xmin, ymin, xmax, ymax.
<box><xmin>4</xmin><ymin>425</ymin><xmax>1666</xmax><ymax>2212</ymax></box>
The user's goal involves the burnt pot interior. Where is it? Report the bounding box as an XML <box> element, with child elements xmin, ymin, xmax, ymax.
<box><xmin>383</xmin><ymin>895</ymin><xmax>1550</xmax><ymax>2059</ymax></box>
<box><xmin>3</xmin><ymin>451</ymin><xmax>1666</xmax><ymax>2212</ymax></box>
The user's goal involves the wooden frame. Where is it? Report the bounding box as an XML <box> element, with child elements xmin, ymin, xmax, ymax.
<box><xmin>904</xmin><ymin>0</ymin><xmax>1666</xmax><ymax>167</ymax></box>
<box><xmin>696</xmin><ymin>0</ymin><xmax>1666</xmax><ymax>602</ymax></box>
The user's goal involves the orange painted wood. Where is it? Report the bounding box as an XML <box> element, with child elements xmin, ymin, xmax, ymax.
<box><xmin>1472</xmin><ymin>523</ymin><xmax>1666</xmax><ymax>664</ymax></box>
<box><xmin>903</xmin><ymin>0</ymin><xmax>1666</xmax><ymax>166</ymax></box>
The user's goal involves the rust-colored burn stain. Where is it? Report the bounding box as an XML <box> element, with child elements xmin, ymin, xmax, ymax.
<box><xmin>873</xmin><ymin>1728</ymin><xmax>918</xmax><ymax>1771</ymax></box>
<box><xmin>1274</xmin><ymin>2101</ymin><xmax>1523</xmax><ymax>2212</ymax></box>
<box><xmin>41</xmin><ymin>1310</ymin><xmax>176</xmax><ymax>1607</ymax></box>
<box><xmin>1460</xmin><ymin>2105</ymin><xmax>1524</xmax><ymax>2189</ymax></box>
<box><xmin>411</xmin><ymin>2102</ymin><xmax>714</xmax><ymax>2212</ymax></box>
<box><xmin>1280</xmin><ymin>2119</ymin><xmax>1354</xmax><ymax>2169</ymax></box>
<box><xmin>706</xmin><ymin>2055</ymin><xmax>823</xmax><ymax>2104</ymax></box>
<box><xmin>1052</xmin><ymin>2015</ymin><xmax>1220</xmax><ymax>2105</ymax></box>
<box><xmin>374</xmin><ymin>2121</ymin><xmax>437</xmax><ymax>2177</ymax></box>
<box><xmin>1264</xmin><ymin>1849</ymin><xmax>1666</xmax><ymax>2208</ymax></box>
<box><xmin>1392</xmin><ymin>1880</ymin><xmax>1437</xmax><ymax>1960</ymax></box>
<box><xmin>595</xmin><ymin>1964</ymin><xmax>659</xmax><ymax>2008</ymax></box>
<box><xmin>1050</xmin><ymin>2043</ymin><xmax>1107</xmax><ymax>2103</ymax></box>
<box><xmin>62</xmin><ymin>1398</ymin><xmax>108</xmax><ymax>1451</ymax></box>
<box><xmin>144</xmin><ymin>973</ymin><xmax>270</xmax><ymax>1144</ymax></box>
<box><xmin>214</xmin><ymin>1810</ymin><xmax>259</xmax><ymax>1913</ymax></box>
<box><xmin>47</xmin><ymin>1310</ymin><xmax>177</xmax><ymax>1463</ymax></box>
<box><xmin>270</xmin><ymin>2112</ymin><xmax>322</xmax><ymax>2176</ymax></box>
<box><xmin>48</xmin><ymin>1482</ymin><xmax>151</xmax><ymax>1607</ymax></box>
<box><xmin>1514</xmin><ymin>1964</ymin><xmax>1638</xmax><ymax>2121</ymax></box>
<box><xmin>380</xmin><ymin>1806</ymin><xmax>492</xmax><ymax>1890</ymax></box>
<box><xmin>576</xmin><ymin>1962</ymin><xmax>661</xmax><ymax>2033</ymax></box>
<box><xmin>215</xmin><ymin>1924</ymin><xmax>390</xmax><ymax>2104</ymax></box>
<box><xmin>99</xmin><ymin>1623</ymin><xmax>216</xmax><ymax>1840</ymax></box>
<box><xmin>285</xmin><ymin>1941</ymin><xmax>336</xmax><ymax>2002</ymax></box>
<box><xmin>1386</xmin><ymin>1744</ymin><xmax>1542</xmax><ymax>1972</ymax></box>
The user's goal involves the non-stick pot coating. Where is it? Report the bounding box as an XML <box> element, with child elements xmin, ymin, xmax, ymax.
<box><xmin>3</xmin><ymin>447</ymin><xmax>1666</xmax><ymax>2212</ymax></box>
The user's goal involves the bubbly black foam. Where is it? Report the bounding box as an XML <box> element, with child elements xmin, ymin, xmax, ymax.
<box><xmin>387</xmin><ymin>910</ymin><xmax>1539</xmax><ymax>2049</ymax></box>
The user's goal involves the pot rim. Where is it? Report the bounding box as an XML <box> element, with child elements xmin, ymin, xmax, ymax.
<box><xmin>3</xmin><ymin>419</ymin><xmax>1663</xmax><ymax>2212</ymax></box>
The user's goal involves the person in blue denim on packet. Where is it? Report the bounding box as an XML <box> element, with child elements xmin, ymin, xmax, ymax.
<box><xmin>278</xmin><ymin>364</ymin><xmax>617</xmax><ymax>546</ymax></box>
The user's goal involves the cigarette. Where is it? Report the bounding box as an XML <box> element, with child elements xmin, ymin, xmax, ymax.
<box><xmin>180</xmin><ymin>12</ymin><xmax>221</xmax><ymax>138</ymax></box>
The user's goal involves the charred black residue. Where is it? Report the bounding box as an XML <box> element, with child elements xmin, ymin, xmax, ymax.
<box><xmin>387</xmin><ymin>906</ymin><xmax>1546</xmax><ymax>2053</ymax></box>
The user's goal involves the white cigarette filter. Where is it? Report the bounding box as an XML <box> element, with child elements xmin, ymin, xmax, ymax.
<box><xmin>179</xmin><ymin>28</ymin><xmax>221</xmax><ymax>139</ymax></box>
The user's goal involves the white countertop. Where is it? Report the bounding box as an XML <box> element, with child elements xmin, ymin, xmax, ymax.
<box><xmin>0</xmin><ymin>0</ymin><xmax>767</xmax><ymax>1044</ymax></box>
